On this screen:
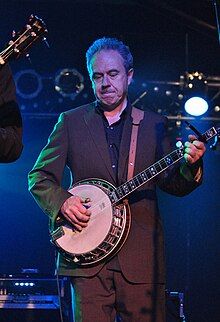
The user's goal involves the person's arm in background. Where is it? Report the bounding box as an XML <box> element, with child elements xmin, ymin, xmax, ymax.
<box><xmin>0</xmin><ymin>63</ymin><xmax>23</xmax><ymax>162</ymax></box>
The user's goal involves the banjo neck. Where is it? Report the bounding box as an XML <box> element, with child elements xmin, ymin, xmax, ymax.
<box><xmin>109</xmin><ymin>126</ymin><xmax>219</xmax><ymax>205</ymax></box>
<box><xmin>110</xmin><ymin>147</ymin><xmax>184</xmax><ymax>204</ymax></box>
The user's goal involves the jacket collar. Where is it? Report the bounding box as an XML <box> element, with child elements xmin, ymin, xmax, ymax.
<box><xmin>83</xmin><ymin>101</ymin><xmax>133</xmax><ymax>186</ymax></box>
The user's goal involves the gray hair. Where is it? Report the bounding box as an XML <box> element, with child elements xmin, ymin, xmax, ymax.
<box><xmin>86</xmin><ymin>37</ymin><xmax>134</xmax><ymax>76</ymax></box>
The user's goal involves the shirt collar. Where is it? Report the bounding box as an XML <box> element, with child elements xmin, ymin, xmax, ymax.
<box><xmin>95</xmin><ymin>99</ymin><xmax>132</xmax><ymax>120</ymax></box>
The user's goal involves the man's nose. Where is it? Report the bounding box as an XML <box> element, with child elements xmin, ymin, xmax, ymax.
<box><xmin>102</xmin><ymin>74</ymin><xmax>110</xmax><ymax>87</ymax></box>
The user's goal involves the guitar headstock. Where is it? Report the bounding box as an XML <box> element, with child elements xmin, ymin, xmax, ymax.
<box><xmin>0</xmin><ymin>14</ymin><xmax>48</xmax><ymax>64</ymax></box>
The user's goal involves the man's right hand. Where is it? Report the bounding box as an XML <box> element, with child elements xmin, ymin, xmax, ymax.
<box><xmin>60</xmin><ymin>195</ymin><xmax>91</xmax><ymax>231</ymax></box>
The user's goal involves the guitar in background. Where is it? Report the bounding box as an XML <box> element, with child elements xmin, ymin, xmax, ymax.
<box><xmin>0</xmin><ymin>15</ymin><xmax>47</xmax><ymax>162</ymax></box>
<box><xmin>0</xmin><ymin>14</ymin><xmax>47</xmax><ymax>66</ymax></box>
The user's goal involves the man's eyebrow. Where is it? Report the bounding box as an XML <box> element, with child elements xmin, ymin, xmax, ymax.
<box><xmin>108</xmin><ymin>69</ymin><xmax>119</xmax><ymax>73</ymax></box>
<box><xmin>93</xmin><ymin>69</ymin><xmax>119</xmax><ymax>74</ymax></box>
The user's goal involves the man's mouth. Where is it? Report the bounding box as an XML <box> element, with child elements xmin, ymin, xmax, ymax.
<box><xmin>101</xmin><ymin>91</ymin><xmax>115</xmax><ymax>96</ymax></box>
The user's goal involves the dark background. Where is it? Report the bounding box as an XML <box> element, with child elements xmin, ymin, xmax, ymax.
<box><xmin>0</xmin><ymin>1</ymin><xmax>220</xmax><ymax>321</ymax></box>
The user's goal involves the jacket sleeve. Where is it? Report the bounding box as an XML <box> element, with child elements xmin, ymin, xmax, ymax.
<box><xmin>155</xmin><ymin>117</ymin><xmax>203</xmax><ymax>196</ymax></box>
<box><xmin>0</xmin><ymin>64</ymin><xmax>23</xmax><ymax>162</ymax></box>
<box><xmin>28</xmin><ymin>112</ymin><xmax>72</xmax><ymax>229</ymax></box>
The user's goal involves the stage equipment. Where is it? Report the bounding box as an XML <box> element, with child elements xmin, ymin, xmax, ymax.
<box><xmin>14</xmin><ymin>66</ymin><xmax>85</xmax><ymax>113</ymax></box>
<box><xmin>15</xmin><ymin>69</ymin><xmax>43</xmax><ymax>99</ymax></box>
<box><xmin>0</xmin><ymin>274</ymin><xmax>72</xmax><ymax>322</ymax></box>
<box><xmin>181</xmin><ymin>72</ymin><xmax>208</xmax><ymax>116</ymax></box>
<box><xmin>55</xmin><ymin>68</ymin><xmax>84</xmax><ymax>99</ymax></box>
<box><xmin>213</xmin><ymin>0</ymin><xmax>220</xmax><ymax>45</ymax></box>
<box><xmin>136</xmin><ymin>71</ymin><xmax>220</xmax><ymax>123</ymax></box>
<box><xmin>166</xmin><ymin>290</ymin><xmax>186</xmax><ymax>322</ymax></box>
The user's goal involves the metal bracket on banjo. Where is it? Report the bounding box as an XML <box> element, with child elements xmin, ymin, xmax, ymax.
<box><xmin>50</xmin><ymin>226</ymin><xmax>65</xmax><ymax>243</ymax></box>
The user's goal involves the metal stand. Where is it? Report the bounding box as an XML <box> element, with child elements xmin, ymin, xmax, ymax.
<box><xmin>166</xmin><ymin>290</ymin><xmax>186</xmax><ymax>322</ymax></box>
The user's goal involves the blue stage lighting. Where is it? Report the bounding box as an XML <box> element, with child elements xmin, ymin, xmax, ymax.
<box><xmin>182</xmin><ymin>72</ymin><xmax>209</xmax><ymax>116</ymax></box>
<box><xmin>184</xmin><ymin>96</ymin><xmax>208</xmax><ymax>116</ymax></box>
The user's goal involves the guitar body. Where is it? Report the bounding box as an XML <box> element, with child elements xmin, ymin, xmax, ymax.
<box><xmin>51</xmin><ymin>179</ymin><xmax>131</xmax><ymax>266</ymax></box>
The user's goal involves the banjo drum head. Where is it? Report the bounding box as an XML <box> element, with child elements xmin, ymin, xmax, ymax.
<box><xmin>55</xmin><ymin>183</ymin><xmax>113</xmax><ymax>255</ymax></box>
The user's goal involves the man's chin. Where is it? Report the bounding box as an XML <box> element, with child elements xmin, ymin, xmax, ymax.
<box><xmin>98</xmin><ymin>99</ymin><xmax>123</xmax><ymax>112</ymax></box>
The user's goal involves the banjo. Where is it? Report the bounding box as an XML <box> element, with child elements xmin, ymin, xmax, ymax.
<box><xmin>51</xmin><ymin>126</ymin><xmax>219</xmax><ymax>266</ymax></box>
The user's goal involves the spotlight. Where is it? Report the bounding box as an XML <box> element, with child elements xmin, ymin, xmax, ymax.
<box><xmin>182</xmin><ymin>72</ymin><xmax>209</xmax><ymax>116</ymax></box>
<box><xmin>184</xmin><ymin>97</ymin><xmax>208</xmax><ymax>116</ymax></box>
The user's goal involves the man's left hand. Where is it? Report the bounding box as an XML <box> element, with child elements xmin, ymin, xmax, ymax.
<box><xmin>184</xmin><ymin>134</ymin><xmax>206</xmax><ymax>164</ymax></box>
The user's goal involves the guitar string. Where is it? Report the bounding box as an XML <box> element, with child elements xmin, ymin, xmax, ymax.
<box><xmin>3</xmin><ymin>28</ymin><xmax>30</xmax><ymax>53</ymax></box>
<box><xmin>1</xmin><ymin>31</ymin><xmax>30</xmax><ymax>59</ymax></box>
<box><xmin>0</xmin><ymin>28</ymin><xmax>35</xmax><ymax>60</ymax></box>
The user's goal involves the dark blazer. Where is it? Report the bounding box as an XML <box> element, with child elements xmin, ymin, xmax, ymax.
<box><xmin>28</xmin><ymin>101</ymin><xmax>202</xmax><ymax>283</ymax></box>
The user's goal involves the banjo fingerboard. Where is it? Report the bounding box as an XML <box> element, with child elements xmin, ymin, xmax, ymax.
<box><xmin>110</xmin><ymin>125</ymin><xmax>219</xmax><ymax>205</ymax></box>
<box><xmin>110</xmin><ymin>147</ymin><xmax>184</xmax><ymax>204</ymax></box>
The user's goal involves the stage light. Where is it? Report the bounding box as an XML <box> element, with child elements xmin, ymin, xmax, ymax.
<box><xmin>55</xmin><ymin>68</ymin><xmax>84</xmax><ymax>99</ymax></box>
<box><xmin>183</xmin><ymin>72</ymin><xmax>209</xmax><ymax>116</ymax></box>
<box><xmin>14</xmin><ymin>69</ymin><xmax>43</xmax><ymax>99</ymax></box>
<box><xmin>184</xmin><ymin>97</ymin><xmax>208</xmax><ymax>116</ymax></box>
<box><xmin>165</xmin><ymin>90</ymin><xmax>172</xmax><ymax>96</ymax></box>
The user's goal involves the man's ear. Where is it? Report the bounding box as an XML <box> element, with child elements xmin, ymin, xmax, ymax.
<box><xmin>127</xmin><ymin>68</ymin><xmax>134</xmax><ymax>85</ymax></box>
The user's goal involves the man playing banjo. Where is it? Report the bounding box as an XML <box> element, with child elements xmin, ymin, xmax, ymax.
<box><xmin>28</xmin><ymin>37</ymin><xmax>206</xmax><ymax>322</ymax></box>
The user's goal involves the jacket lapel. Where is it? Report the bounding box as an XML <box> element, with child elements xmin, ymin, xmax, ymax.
<box><xmin>83</xmin><ymin>105</ymin><xmax>116</xmax><ymax>183</ymax></box>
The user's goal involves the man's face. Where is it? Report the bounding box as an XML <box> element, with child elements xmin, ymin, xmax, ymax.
<box><xmin>89</xmin><ymin>50</ymin><xmax>133</xmax><ymax>111</ymax></box>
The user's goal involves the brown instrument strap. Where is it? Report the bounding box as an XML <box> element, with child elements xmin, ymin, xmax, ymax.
<box><xmin>127</xmin><ymin>106</ymin><xmax>144</xmax><ymax>180</ymax></box>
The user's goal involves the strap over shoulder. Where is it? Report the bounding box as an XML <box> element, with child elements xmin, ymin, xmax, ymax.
<box><xmin>131</xmin><ymin>106</ymin><xmax>144</xmax><ymax>125</ymax></box>
<box><xmin>127</xmin><ymin>106</ymin><xmax>144</xmax><ymax>180</ymax></box>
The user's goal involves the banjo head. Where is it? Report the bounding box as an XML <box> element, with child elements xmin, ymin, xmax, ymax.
<box><xmin>51</xmin><ymin>179</ymin><xmax>130</xmax><ymax>266</ymax></box>
<box><xmin>54</xmin><ymin>183</ymin><xmax>113</xmax><ymax>254</ymax></box>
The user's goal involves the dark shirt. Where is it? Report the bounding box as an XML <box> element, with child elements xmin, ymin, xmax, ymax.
<box><xmin>95</xmin><ymin>102</ymin><xmax>130</xmax><ymax>271</ymax></box>
<box><xmin>95</xmin><ymin>103</ymin><xmax>129</xmax><ymax>184</ymax></box>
